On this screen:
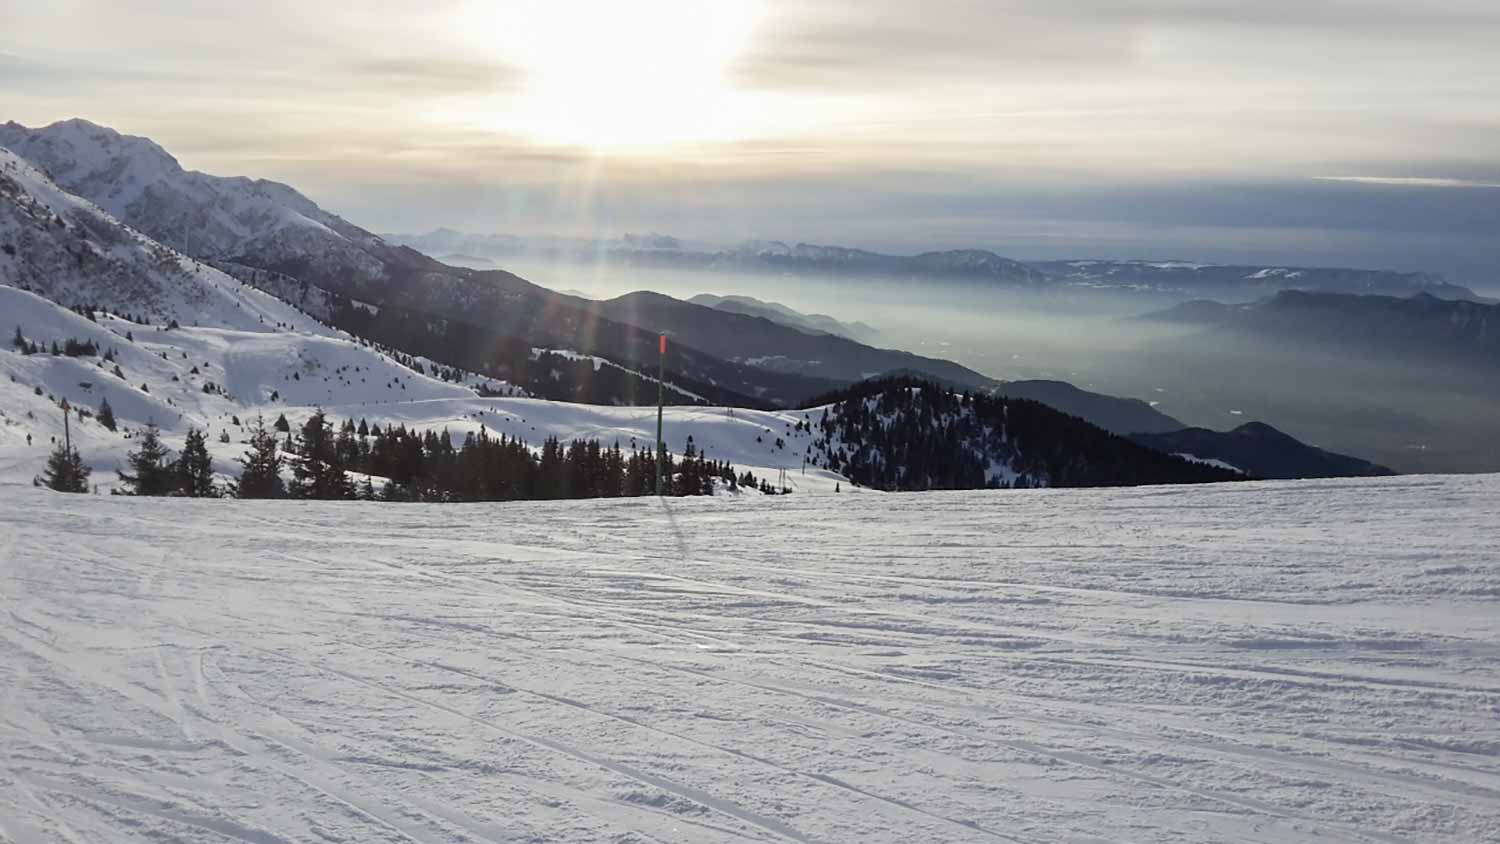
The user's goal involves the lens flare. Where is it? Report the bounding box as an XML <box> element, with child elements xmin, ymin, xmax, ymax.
<box><xmin>464</xmin><ymin>0</ymin><xmax>761</xmax><ymax>149</ymax></box>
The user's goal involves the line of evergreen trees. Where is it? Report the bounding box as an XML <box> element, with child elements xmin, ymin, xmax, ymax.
<box><xmin>113</xmin><ymin>424</ymin><xmax>219</xmax><ymax>497</ymax></box>
<box><xmin>253</xmin><ymin>411</ymin><xmax>737</xmax><ymax>501</ymax></box>
<box><xmin>12</xmin><ymin>325</ymin><xmax>110</xmax><ymax>359</ymax></box>
<box><xmin>40</xmin><ymin>420</ymin><xmax>214</xmax><ymax>496</ymax></box>
<box><xmin>80</xmin><ymin>411</ymin><xmax>741</xmax><ymax>502</ymax></box>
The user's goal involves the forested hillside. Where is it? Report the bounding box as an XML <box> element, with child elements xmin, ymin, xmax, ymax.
<box><xmin>804</xmin><ymin>377</ymin><xmax>1239</xmax><ymax>490</ymax></box>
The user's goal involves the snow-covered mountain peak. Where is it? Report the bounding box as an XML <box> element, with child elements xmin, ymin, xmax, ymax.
<box><xmin>733</xmin><ymin>239</ymin><xmax>794</xmax><ymax>256</ymax></box>
<box><xmin>0</xmin><ymin>118</ymin><xmax>365</xmax><ymax>260</ymax></box>
<box><xmin>1</xmin><ymin>118</ymin><xmax>186</xmax><ymax>215</ymax></box>
<box><xmin>0</xmin><ymin>146</ymin><xmax>329</xmax><ymax>333</ymax></box>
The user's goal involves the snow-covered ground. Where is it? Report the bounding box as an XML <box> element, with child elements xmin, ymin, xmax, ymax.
<box><xmin>3</xmin><ymin>475</ymin><xmax>1498</xmax><ymax>843</ymax></box>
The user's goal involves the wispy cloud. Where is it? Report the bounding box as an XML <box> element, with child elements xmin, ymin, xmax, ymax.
<box><xmin>1315</xmin><ymin>176</ymin><xmax>1500</xmax><ymax>190</ymax></box>
<box><xmin>347</xmin><ymin>58</ymin><xmax>520</xmax><ymax>95</ymax></box>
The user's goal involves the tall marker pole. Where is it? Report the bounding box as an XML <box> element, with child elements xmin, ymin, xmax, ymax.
<box><xmin>61</xmin><ymin>398</ymin><xmax>72</xmax><ymax>455</ymax></box>
<box><xmin>655</xmin><ymin>333</ymin><xmax>665</xmax><ymax>496</ymax></box>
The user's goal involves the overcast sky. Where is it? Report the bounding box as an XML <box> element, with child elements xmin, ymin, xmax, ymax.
<box><xmin>3</xmin><ymin>0</ymin><xmax>1498</xmax><ymax>283</ymax></box>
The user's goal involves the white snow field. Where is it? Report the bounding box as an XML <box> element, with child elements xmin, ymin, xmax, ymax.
<box><xmin>3</xmin><ymin>475</ymin><xmax>1499</xmax><ymax>844</ymax></box>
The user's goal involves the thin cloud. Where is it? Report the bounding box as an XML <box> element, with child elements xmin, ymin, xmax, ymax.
<box><xmin>348</xmin><ymin>57</ymin><xmax>521</xmax><ymax>95</ymax></box>
<box><xmin>1316</xmin><ymin>176</ymin><xmax>1500</xmax><ymax>190</ymax></box>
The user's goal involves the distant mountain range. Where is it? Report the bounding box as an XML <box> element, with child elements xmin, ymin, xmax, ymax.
<box><xmin>986</xmin><ymin>382</ymin><xmax>1394</xmax><ymax>479</ymax></box>
<box><xmin>1031</xmin><ymin>259</ymin><xmax>1478</xmax><ymax>301</ymax></box>
<box><xmin>1129</xmin><ymin>422</ymin><xmax>1396</xmax><ymax>479</ymax></box>
<box><xmin>581</xmin><ymin>290</ymin><xmax>992</xmax><ymax>389</ymax></box>
<box><xmin>687</xmin><ymin>293</ymin><xmax>880</xmax><ymax>343</ymax></box>
<box><xmin>994</xmin><ymin>380</ymin><xmax>1185</xmax><ymax>435</ymax></box>
<box><xmin>702</xmin><ymin>242</ymin><xmax>1051</xmax><ymax>286</ymax></box>
<box><xmin>1142</xmin><ymin>290</ymin><xmax>1500</xmax><ymax>366</ymax></box>
<box><xmin>386</xmin><ymin>229</ymin><xmax>1482</xmax><ymax>301</ymax></box>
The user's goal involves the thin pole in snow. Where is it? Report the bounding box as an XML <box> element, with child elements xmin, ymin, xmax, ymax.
<box><xmin>655</xmin><ymin>333</ymin><xmax>665</xmax><ymax>496</ymax></box>
<box><xmin>61</xmin><ymin>398</ymin><xmax>71</xmax><ymax>455</ymax></box>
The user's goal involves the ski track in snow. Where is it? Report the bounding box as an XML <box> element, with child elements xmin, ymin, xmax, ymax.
<box><xmin>2</xmin><ymin>476</ymin><xmax>1499</xmax><ymax>843</ymax></box>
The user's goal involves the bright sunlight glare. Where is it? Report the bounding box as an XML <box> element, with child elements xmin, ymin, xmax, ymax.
<box><xmin>470</xmin><ymin>0</ymin><xmax>762</xmax><ymax>149</ymax></box>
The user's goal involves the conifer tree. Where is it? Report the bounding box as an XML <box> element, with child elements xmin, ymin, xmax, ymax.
<box><xmin>335</xmin><ymin>421</ymin><xmax>359</xmax><ymax>468</ymax></box>
<box><xmin>97</xmin><ymin>397</ymin><xmax>116</xmax><ymax>432</ymax></box>
<box><xmin>236</xmin><ymin>416</ymin><xmax>285</xmax><ymax>499</ymax></box>
<box><xmin>118</xmin><ymin>423</ymin><xmax>174</xmax><ymax>495</ymax></box>
<box><xmin>175</xmin><ymin>427</ymin><xmax>217</xmax><ymax>497</ymax></box>
<box><xmin>290</xmin><ymin>410</ymin><xmax>353</xmax><ymax>500</ymax></box>
<box><xmin>41</xmin><ymin>443</ymin><xmax>90</xmax><ymax>492</ymax></box>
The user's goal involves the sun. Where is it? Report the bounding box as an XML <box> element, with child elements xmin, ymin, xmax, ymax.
<box><xmin>472</xmin><ymin>0</ymin><xmax>761</xmax><ymax>149</ymax></box>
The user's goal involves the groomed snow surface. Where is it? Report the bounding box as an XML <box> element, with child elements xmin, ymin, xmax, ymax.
<box><xmin>3</xmin><ymin>475</ymin><xmax>1499</xmax><ymax>843</ymax></box>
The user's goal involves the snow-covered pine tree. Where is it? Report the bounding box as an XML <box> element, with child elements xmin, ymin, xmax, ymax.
<box><xmin>175</xmin><ymin>428</ymin><xmax>217</xmax><ymax>497</ymax></box>
<box><xmin>117</xmin><ymin>423</ymin><xmax>174</xmax><ymax>496</ymax></box>
<box><xmin>41</xmin><ymin>443</ymin><xmax>90</xmax><ymax>493</ymax></box>
<box><xmin>97</xmin><ymin>397</ymin><xmax>116</xmax><ymax>432</ymax></box>
<box><xmin>290</xmin><ymin>410</ymin><xmax>353</xmax><ymax>500</ymax></box>
<box><xmin>236</xmin><ymin>416</ymin><xmax>285</xmax><ymax>499</ymax></box>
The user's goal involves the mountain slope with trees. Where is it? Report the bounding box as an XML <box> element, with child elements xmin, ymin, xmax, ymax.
<box><xmin>687</xmin><ymin>293</ymin><xmax>879</xmax><ymax>343</ymax></box>
<box><xmin>994</xmin><ymin>380</ymin><xmax>1185</xmax><ymax>435</ymax></box>
<box><xmin>799</xmin><ymin>377</ymin><xmax>1239</xmax><ymax>490</ymax></box>
<box><xmin>1129</xmin><ymin>422</ymin><xmax>1396</xmax><ymax>479</ymax></box>
<box><xmin>587</xmin><ymin>290</ymin><xmax>996</xmax><ymax>388</ymax></box>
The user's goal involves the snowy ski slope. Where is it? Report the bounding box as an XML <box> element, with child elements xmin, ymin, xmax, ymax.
<box><xmin>2</xmin><ymin>475</ymin><xmax>1498</xmax><ymax>842</ymax></box>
